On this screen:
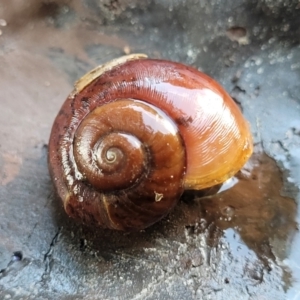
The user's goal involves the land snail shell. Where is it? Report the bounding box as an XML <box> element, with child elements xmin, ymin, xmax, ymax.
<box><xmin>48</xmin><ymin>53</ymin><xmax>253</xmax><ymax>231</ymax></box>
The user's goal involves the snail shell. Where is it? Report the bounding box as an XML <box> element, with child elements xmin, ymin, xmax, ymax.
<box><xmin>48</xmin><ymin>54</ymin><xmax>253</xmax><ymax>230</ymax></box>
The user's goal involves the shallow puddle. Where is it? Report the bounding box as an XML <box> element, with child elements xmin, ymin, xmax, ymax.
<box><xmin>194</xmin><ymin>148</ymin><xmax>298</xmax><ymax>292</ymax></box>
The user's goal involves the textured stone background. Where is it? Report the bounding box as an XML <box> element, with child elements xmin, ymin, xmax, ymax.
<box><xmin>0</xmin><ymin>0</ymin><xmax>300</xmax><ymax>299</ymax></box>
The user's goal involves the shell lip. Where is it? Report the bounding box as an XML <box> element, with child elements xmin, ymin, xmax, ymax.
<box><xmin>70</xmin><ymin>53</ymin><xmax>148</xmax><ymax>98</ymax></box>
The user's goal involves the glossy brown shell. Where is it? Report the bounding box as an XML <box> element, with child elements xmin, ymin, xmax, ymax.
<box><xmin>48</xmin><ymin>54</ymin><xmax>253</xmax><ymax>230</ymax></box>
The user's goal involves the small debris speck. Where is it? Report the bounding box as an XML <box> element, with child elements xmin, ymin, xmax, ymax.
<box><xmin>154</xmin><ymin>191</ymin><xmax>163</xmax><ymax>202</ymax></box>
<box><xmin>0</xmin><ymin>19</ymin><xmax>7</xmax><ymax>26</ymax></box>
<box><xmin>257</xmin><ymin>68</ymin><xmax>264</xmax><ymax>74</ymax></box>
<box><xmin>123</xmin><ymin>46</ymin><xmax>131</xmax><ymax>54</ymax></box>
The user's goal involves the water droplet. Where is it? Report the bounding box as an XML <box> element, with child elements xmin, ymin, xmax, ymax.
<box><xmin>221</xmin><ymin>206</ymin><xmax>235</xmax><ymax>218</ymax></box>
<box><xmin>11</xmin><ymin>251</ymin><xmax>22</xmax><ymax>262</ymax></box>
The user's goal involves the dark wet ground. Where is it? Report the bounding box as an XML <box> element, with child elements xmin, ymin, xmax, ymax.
<box><xmin>0</xmin><ymin>0</ymin><xmax>300</xmax><ymax>299</ymax></box>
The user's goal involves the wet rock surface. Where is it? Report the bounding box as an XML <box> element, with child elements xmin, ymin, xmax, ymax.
<box><xmin>0</xmin><ymin>0</ymin><xmax>299</xmax><ymax>299</ymax></box>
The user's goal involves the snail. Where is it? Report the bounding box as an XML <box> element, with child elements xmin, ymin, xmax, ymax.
<box><xmin>48</xmin><ymin>54</ymin><xmax>253</xmax><ymax>231</ymax></box>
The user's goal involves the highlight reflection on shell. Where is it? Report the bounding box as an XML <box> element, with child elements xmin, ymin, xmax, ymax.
<box><xmin>48</xmin><ymin>54</ymin><xmax>253</xmax><ymax>230</ymax></box>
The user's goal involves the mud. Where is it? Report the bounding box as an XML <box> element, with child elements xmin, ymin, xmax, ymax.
<box><xmin>0</xmin><ymin>0</ymin><xmax>300</xmax><ymax>299</ymax></box>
